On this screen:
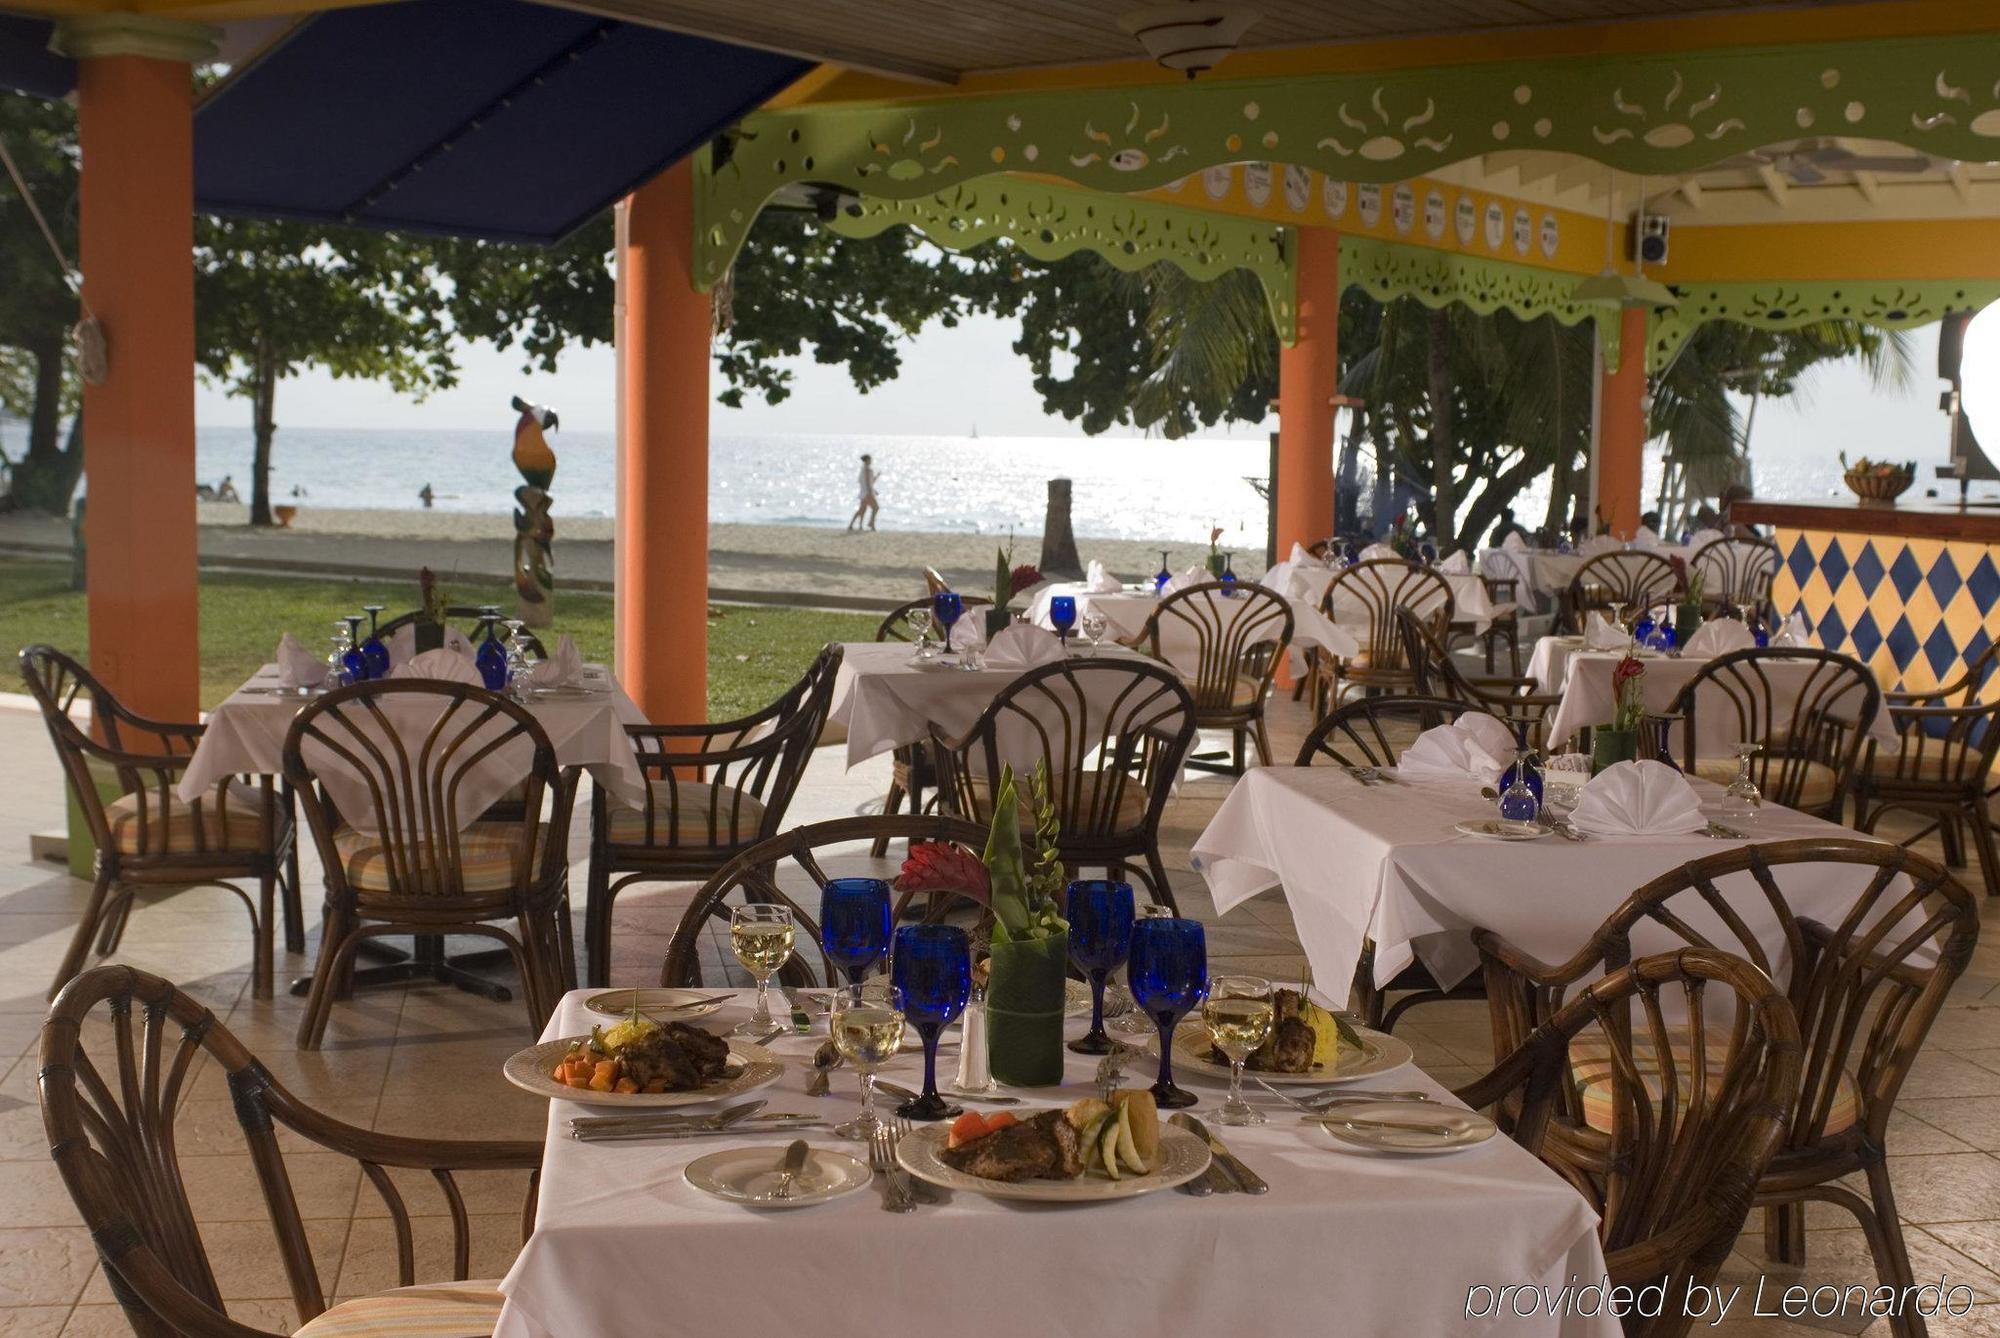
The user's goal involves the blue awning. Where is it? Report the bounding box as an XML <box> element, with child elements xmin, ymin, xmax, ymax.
<box><xmin>0</xmin><ymin>14</ymin><xmax>71</xmax><ymax>99</ymax></box>
<box><xmin>194</xmin><ymin>0</ymin><xmax>808</xmax><ymax>244</ymax></box>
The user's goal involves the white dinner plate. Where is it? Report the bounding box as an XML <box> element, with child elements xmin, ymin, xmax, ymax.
<box><xmin>583</xmin><ymin>988</ymin><xmax>729</xmax><ymax>1022</ymax></box>
<box><xmin>1453</xmin><ymin>819</ymin><xmax>1550</xmax><ymax>841</ymax></box>
<box><xmin>1317</xmin><ymin>1101</ymin><xmax>1496</xmax><ymax>1154</ymax></box>
<box><xmin>684</xmin><ymin>1144</ymin><xmax>871</xmax><ymax>1208</ymax></box>
<box><xmin>896</xmin><ymin>1121</ymin><xmax>1210</xmax><ymax>1202</ymax></box>
<box><xmin>1165</xmin><ymin>1023</ymin><xmax>1414</xmax><ymax>1085</ymax></box>
<box><xmin>504</xmin><ymin>1037</ymin><xmax>783</xmax><ymax>1108</ymax></box>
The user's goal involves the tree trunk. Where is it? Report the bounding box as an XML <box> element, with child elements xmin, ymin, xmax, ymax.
<box><xmin>1425</xmin><ymin>307</ymin><xmax>1456</xmax><ymax>545</ymax></box>
<box><xmin>1</xmin><ymin>337</ymin><xmax>84</xmax><ymax>515</ymax></box>
<box><xmin>1038</xmin><ymin>477</ymin><xmax>1082</xmax><ymax>578</ymax></box>
<box><xmin>1335</xmin><ymin>407</ymin><xmax>1365</xmax><ymax>534</ymax></box>
<box><xmin>248</xmin><ymin>347</ymin><xmax>276</xmax><ymax>527</ymax></box>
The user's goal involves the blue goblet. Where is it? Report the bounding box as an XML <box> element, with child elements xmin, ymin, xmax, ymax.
<box><xmin>891</xmin><ymin>924</ymin><xmax>972</xmax><ymax>1121</ymax></box>
<box><xmin>1419</xmin><ymin>541</ymin><xmax>1438</xmax><ymax>566</ymax></box>
<box><xmin>1154</xmin><ymin>550</ymin><xmax>1172</xmax><ymax>594</ymax></box>
<box><xmin>819</xmin><ymin>877</ymin><xmax>892</xmax><ymax>995</ymax></box>
<box><xmin>1049</xmin><ymin>594</ymin><xmax>1077</xmax><ymax>647</ymax></box>
<box><xmin>474</xmin><ymin>614</ymin><xmax>508</xmax><ymax>690</ymax></box>
<box><xmin>1127</xmin><ymin>917</ymin><xmax>1207</xmax><ymax>1109</ymax></box>
<box><xmin>1066</xmin><ymin>880</ymin><xmax>1135</xmax><ymax>1055</ymax></box>
<box><xmin>1220</xmin><ymin>554</ymin><xmax>1237</xmax><ymax>597</ymax></box>
<box><xmin>1751</xmin><ymin>617</ymin><xmax>1770</xmax><ymax>648</ymax></box>
<box><xmin>1341</xmin><ymin>540</ymin><xmax>1360</xmax><ymax>566</ymax></box>
<box><xmin>359</xmin><ymin>604</ymin><xmax>390</xmax><ymax>679</ymax></box>
<box><xmin>932</xmin><ymin>590</ymin><xmax>963</xmax><ymax>658</ymax></box>
<box><xmin>340</xmin><ymin>615</ymin><xmax>368</xmax><ymax>684</ymax></box>
<box><xmin>1632</xmin><ymin>610</ymin><xmax>1656</xmax><ymax>648</ymax></box>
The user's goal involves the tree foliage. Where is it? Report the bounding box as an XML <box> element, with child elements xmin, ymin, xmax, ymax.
<box><xmin>0</xmin><ymin>92</ymin><xmax>82</xmax><ymax>514</ymax></box>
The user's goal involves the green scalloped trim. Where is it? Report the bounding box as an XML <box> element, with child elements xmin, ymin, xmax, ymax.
<box><xmin>697</xmin><ymin>30</ymin><xmax>2000</xmax><ymax>295</ymax></box>
<box><xmin>1340</xmin><ymin>235</ymin><xmax>1623</xmax><ymax>370</ymax></box>
<box><xmin>1647</xmin><ymin>279</ymin><xmax>2000</xmax><ymax>371</ymax></box>
<box><xmin>822</xmin><ymin>177</ymin><xmax>1296</xmax><ymax>340</ymax></box>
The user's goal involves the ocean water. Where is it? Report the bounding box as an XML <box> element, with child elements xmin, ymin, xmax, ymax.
<box><xmin>173</xmin><ymin>424</ymin><xmax>1980</xmax><ymax>543</ymax></box>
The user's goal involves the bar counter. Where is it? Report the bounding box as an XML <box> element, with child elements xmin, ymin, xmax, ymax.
<box><xmin>1735</xmin><ymin>497</ymin><xmax>2000</xmax><ymax>694</ymax></box>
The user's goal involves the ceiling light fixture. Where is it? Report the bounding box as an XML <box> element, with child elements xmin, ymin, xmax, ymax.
<box><xmin>1571</xmin><ymin>170</ymin><xmax>1679</xmax><ymax>310</ymax></box>
<box><xmin>1118</xmin><ymin>3</ymin><xmax>1260</xmax><ymax>79</ymax></box>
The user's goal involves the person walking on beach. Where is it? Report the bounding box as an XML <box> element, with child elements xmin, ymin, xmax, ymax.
<box><xmin>847</xmin><ymin>452</ymin><xmax>879</xmax><ymax>532</ymax></box>
<box><xmin>419</xmin><ymin>483</ymin><xmax>435</xmax><ymax>508</ymax></box>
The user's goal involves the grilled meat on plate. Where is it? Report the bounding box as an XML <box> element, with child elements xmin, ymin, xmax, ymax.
<box><xmin>939</xmin><ymin>1110</ymin><xmax>1081</xmax><ymax>1182</ymax></box>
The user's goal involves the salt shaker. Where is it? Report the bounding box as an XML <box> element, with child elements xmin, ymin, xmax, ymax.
<box><xmin>955</xmin><ymin>990</ymin><xmax>994</xmax><ymax>1094</ymax></box>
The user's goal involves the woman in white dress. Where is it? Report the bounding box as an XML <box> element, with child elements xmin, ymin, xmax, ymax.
<box><xmin>847</xmin><ymin>452</ymin><xmax>879</xmax><ymax>532</ymax></box>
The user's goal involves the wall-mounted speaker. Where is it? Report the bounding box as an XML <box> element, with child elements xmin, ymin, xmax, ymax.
<box><xmin>1633</xmin><ymin>216</ymin><xmax>1669</xmax><ymax>267</ymax></box>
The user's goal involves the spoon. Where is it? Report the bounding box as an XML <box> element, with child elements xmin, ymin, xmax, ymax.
<box><xmin>805</xmin><ymin>1039</ymin><xmax>841</xmax><ymax>1097</ymax></box>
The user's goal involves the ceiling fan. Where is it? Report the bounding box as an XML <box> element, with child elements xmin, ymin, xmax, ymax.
<box><xmin>1711</xmin><ymin>139</ymin><xmax>1941</xmax><ymax>184</ymax></box>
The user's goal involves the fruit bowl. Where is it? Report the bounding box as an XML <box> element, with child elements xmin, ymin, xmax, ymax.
<box><xmin>1844</xmin><ymin>466</ymin><xmax>1913</xmax><ymax>504</ymax></box>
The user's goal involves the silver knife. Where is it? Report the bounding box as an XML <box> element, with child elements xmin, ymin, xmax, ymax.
<box><xmin>770</xmin><ymin>1139</ymin><xmax>810</xmax><ymax>1201</ymax></box>
<box><xmin>874</xmin><ymin>1079</ymin><xmax>1020</xmax><ymax>1106</ymax></box>
<box><xmin>1174</xmin><ymin>1113</ymin><xmax>1268</xmax><ymax>1195</ymax></box>
<box><xmin>570</xmin><ymin>1099</ymin><xmax>765</xmax><ymax>1133</ymax></box>
<box><xmin>780</xmin><ymin>987</ymin><xmax>814</xmax><ymax>1033</ymax></box>
<box><xmin>574</xmin><ymin>1118</ymin><xmax>829</xmax><ymax>1144</ymax></box>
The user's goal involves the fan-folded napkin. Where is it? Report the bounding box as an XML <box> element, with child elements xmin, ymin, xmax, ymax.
<box><xmin>1360</xmin><ymin>543</ymin><xmax>1398</xmax><ymax>562</ymax></box>
<box><xmin>1438</xmin><ymin>550</ymin><xmax>1472</xmax><ymax>575</ymax></box>
<box><xmin>526</xmin><ymin>634</ymin><xmax>584</xmax><ymax>688</ymax></box>
<box><xmin>275</xmin><ymin>634</ymin><xmax>328</xmax><ymax>690</ymax></box>
<box><xmin>1682</xmin><ymin>617</ymin><xmax>1755</xmax><ymax>658</ymax></box>
<box><xmin>984</xmin><ymin>624</ymin><xmax>1066</xmax><ymax>670</ymax></box>
<box><xmin>1568</xmin><ymin>760</ymin><xmax>1706</xmax><ymax>837</ymax></box>
<box><xmin>393</xmin><ymin>648</ymin><xmax>485</xmax><ymax>686</ymax></box>
<box><xmin>1633</xmin><ymin>526</ymin><xmax>1661</xmax><ymax>547</ymax></box>
<box><xmin>1687</xmin><ymin>528</ymin><xmax>1724</xmax><ymax>551</ymax></box>
<box><xmin>385</xmin><ymin>624</ymin><xmax>474</xmax><ymax>668</ymax></box>
<box><xmin>1501</xmin><ymin>532</ymin><xmax>1529</xmax><ymax>553</ymax></box>
<box><xmin>1084</xmin><ymin>560</ymin><xmax>1121</xmax><ymax>593</ymax></box>
<box><xmin>1396</xmin><ymin>713</ymin><xmax>1516</xmax><ymax>784</ymax></box>
<box><xmin>1582</xmin><ymin>612</ymin><xmax>1629</xmax><ymax>652</ymax></box>
<box><xmin>1581</xmin><ymin>535</ymin><xmax>1623</xmax><ymax>557</ymax></box>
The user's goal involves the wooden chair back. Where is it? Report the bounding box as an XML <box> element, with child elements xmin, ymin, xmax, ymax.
<box><xmin>1479</xmin><ymin>839</ymin><xmax>1975</xmax><ymax>1152</ymax></box>
<box><xmin>1320</xmin><ymin>559</ymin><xmax>1454</xmax><ymax>674</ymax></box>
<box><xmin>281</xmin><ymin>680</ymin><xmax>570</xmax><ymax>907</ymax></box>
<box><xmin>1667</xmin><ymin>647</ymin><xmax>1880</xmax><ymax>811</ymax></box>
<box><xmin>41</xmin><ymin>965</ymin><xmax>541</xmax><ymax>1337</ymax></box>
<box><xmin>1459</xmin><ymin>948</ymin><xmax>1800</xmax><ymax>1335</ymax></box>
<box><xmin>1395</xmin><ymin>609</ymin><xmax>1560</xmax><ymax>750</ymax></box>
<box><xmin>930</xmin><ymin>658</ymin><xmax>1197</xmax><ymax>842</ymax></box>
<box><xmin>1295</xmin><ymin>693</ymin><xmax>1481</xmax><ymax>769</ymax></box>
<box><xmin>1689</xmin><ymin>538</ymin><xmax>1779</xmax><ymax>617</ymax></box>
<box><xmin>1568</xmin><ymin>551</ymin><xmax>1681</xmax><ymax>627</ymax></box>
<box><xmin>661</xmin><ymin>815</ymin><xmax>990</xmax><ymax>987</ymax></box>
<box><xmin>1144</xmin><ymin>580</ymin><xmax>1292</xmax><ymax>713</ymax></box>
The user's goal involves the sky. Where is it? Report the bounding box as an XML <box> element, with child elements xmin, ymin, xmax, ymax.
<box><xmin>192</xmin><ymin>298</ymin><xmax>2000</xmax><ymax>481</ymax></box>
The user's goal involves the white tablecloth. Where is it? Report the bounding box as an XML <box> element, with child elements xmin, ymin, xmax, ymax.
<box><xmin>1532</xmin><ymin>642</ymin><xmax>1898</xmax><ymax>757</ymax></box>
<box><xmin>178</xmin><ymin>664</ymin><xmax>650</xmax><ymax>827</ymax></box>
<box><xmin>495</xmin><ymin>989</ymin><xmax>1617</xmax><ymax>1338</ymax></box>
<box><xmin>1192</xmin><ymin>767</ymin><xmax>1883</xmax><ymax>997</ymax></box>
<box><xmin>1020</xmin><ymin>583</ymin><xmax>1358</xmax><ymax>676</ymax></box>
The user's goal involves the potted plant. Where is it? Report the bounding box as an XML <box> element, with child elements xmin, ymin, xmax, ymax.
<box><xmin>984</xmin><ymin>541</ymin><xmax>1043</xmax><ymax>639</ymax></box>
<box><xmin>1205</xmin><ymin>525</ymin><xmax>1227</xmax><ymax>579</ymax></box>
<box><xmin>1592</xmin><ymin>654</ymin><xmax>1647</xmax><ymax>773</ymax></box>
<box><xmin>1676</xmin><ymin>570</ymin><xmax>1705</xmax><ymax>646</ymax></box>
<box><xmin>414</xmin><ymin>567</ymin><xmax>449</xmax><ymax>653</ymax></box>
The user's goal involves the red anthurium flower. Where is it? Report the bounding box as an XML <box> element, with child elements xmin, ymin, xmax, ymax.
<box><xmin>894</xmin><ymin>841</ymin><xmax>991</xmax><ymax>905</ymax></box>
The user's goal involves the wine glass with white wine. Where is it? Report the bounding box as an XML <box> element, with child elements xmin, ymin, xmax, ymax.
<box><xmin>1202</xmin><ymin>974</ymin><xmax>1275</xmax><ymax>1126</ymax></box>
<box><xmin>728</xmin><ymin>904</ymin><xmax>795</xmax><ymax>1038</ymax></box>
<box><xmin>829</xmin><ymin>989</ymin><xmax>906</xmax><ymax>1140</ymax></box>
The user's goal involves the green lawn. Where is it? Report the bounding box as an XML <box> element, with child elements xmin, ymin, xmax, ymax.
<box><xmin>0</xmin><ymin>558</ymin><xmax>878</xmax><ymax>718</ymax></box>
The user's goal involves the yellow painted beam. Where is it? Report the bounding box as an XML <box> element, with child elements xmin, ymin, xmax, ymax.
<box><xmin>1657</xmin><ymin>218</ymin><xmax>2000</xmax><ymax>283</ymax></box>
<box><xmin>760</xmin><ymin>64</ymin><xmax>846</xmax><ymax>111</ymax></box>
<box><xmin>792</xmin><ymin>0</ymin><xmax>2000</xmax><ymax>105</ymax></box>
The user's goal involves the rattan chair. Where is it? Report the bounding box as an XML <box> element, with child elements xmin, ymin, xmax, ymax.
<box><xmin>660</xmin><ymin>814</ymin><xmax>990</xmax><ymax>987</ymax></box>
<box><xmin>1561</xmin><ymin>551</ymin><xmax>1681</xmax><ymax>634</ymax></box>
<box><xmin>1296</xmin><ymin>694</ymin><xmax>1500</xmax><ymax>1030</ymax></box>
<box><xmin>1310</xmin><ymin>558</ymin><xmax>1454</xmax><ymax>713</ymax></box>
<box><xmin>869</xmin><ymin>596</ymin><xmax>992</xmax><ymax>856</ymax></box>
<box><xmin>1689</xmin><ymin>537</ymin><xmax>1780</xmax><ymax>620</ymax></box>
<box><xmin>42</xmin><ymin>965</ymin><xmax>540</xmax><ymax>1336</ymax></box>
<box><xmin>1666</xmin><ymin>646</ymin><xmax>1881</xmax><ymax>821</ymax></box>
<box><xmin>1458</xmin><ymin>948</ymin><xmax>1801</xmax><ymax>1338</ymax></box>
<box><xmin>1138</xmin><ymin>580</ymin><xmax>1290</xmax><ymax>773</ymax></box>
<box><xmin>930</xmin><ymin>658</ymin><xmax>1198</xmax><ymax>913</ymax></box>
<box><xmin>1445</xmin><ymin>571</ymin><xmax>1524</xmax><ymax>676</ymax></box>
<box><xmin>283</xmin><ymin>680</ymin><xmax>579</xmax><ymax>1046</ymax></box>
<box><xmin>585</xmin><ymin>645</ymin><xmax>841</xmax><ymax>987</ymax></box>
<box><xmin>1853</xmin><ymin>694</ymin><xmax>2000</xmax><ymax>897</ymax></box>
<box><xmin>1476</xmin><ymin>839</ymin><xmax>1979</xmax><ymax>1338</ymax></box>
<box><xmin>19</xmin><ymin>646</ymin><xmax>300</xmax><ymax>1001</ymax></box>
<box><xmin>1396</xmin><ymin>608</ymin><xmax>1564</xmax><ymax>751</ymax></box>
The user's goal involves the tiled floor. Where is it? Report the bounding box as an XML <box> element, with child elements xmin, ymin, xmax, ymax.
<box><xmin>1</xmin><ymin>684</ymin><xmax>1998</xmax><ymax>1335</ymax></box>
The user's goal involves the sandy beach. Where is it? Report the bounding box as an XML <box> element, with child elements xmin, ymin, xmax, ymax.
<box><xmin>0</xmin><ymin>502</ymin><xmax>1271</xmax><ymax>607</ymax></box>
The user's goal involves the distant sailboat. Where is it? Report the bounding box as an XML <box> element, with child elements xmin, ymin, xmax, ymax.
<box><xmin>969</xmin><ymin>422</ymin><xmax>979</xmax><ymax>440</ymax></box>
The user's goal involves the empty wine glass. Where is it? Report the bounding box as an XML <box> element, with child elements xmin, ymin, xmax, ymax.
<box><xmin>326</xmin><ymin>623</ymin><xmax>354</xmax><ymax>687</ymax></box>
<box><xmin>1080</xmin><ymin>610</ymin><xmax>1108</xmax><ymax>656</ymax></box>
<box><xmin>1722</xmin><ymin>742</ymin><xmax>1763</xmax><ymax>824</ymax></box>
<box><xmin>906</xmin><ymin>605</ymin><xmax>933</xmax><ymax>659</ymax></box>
<box><xmin>1497</xmin><ymin>743</ymin><xmax>1540</xmax><ymax>830</ymax></box>
<box><xmin>1203</xmin><ymin>974</ymin><xmax>1274</xmax><ymax>1126</ymax></box>
<box><xmin>359</xmin><ymin>605</ymin><xmax>390</xmax><ymax>679</ymax></box>
<box><xmin>1605</xmin><ymin>601</ymin><xmax>1627</xmax><ymax>643</ymax></box>
<box><xmin>1154</xmin><ymin>550</ymin><xmax>1172</xmax><ymax>594</ymax></box>
<box><xmin>341</xmin><ymin>616</ymin><xmax>369</xmax><ymax>684</ymax></box>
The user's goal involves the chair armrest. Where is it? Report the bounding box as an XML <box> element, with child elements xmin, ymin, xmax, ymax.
<box><xmin>1470</xmin><ymin>927</ymin><xmax>1580</xmax><ymax>988</ymax></box>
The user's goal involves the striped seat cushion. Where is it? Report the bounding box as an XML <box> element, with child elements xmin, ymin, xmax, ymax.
<box><xmin>1179</xmin><ymin>673</ymin><xmax>1262</xmax><ymax>708</ymax></box>
<box><xmin>1862</xmin><ymin>748</ymin><xmax>1999</xmax><ymax>785</ymax></box>
<box><xmin>105</xmin><ymin>779</ymin><xmax>267</xmax><ymax>856</ymax></box>
<box><xmin>603</xmin><ymin>781</ymin><xmax>768</xmax><ymax>848</ymax></box>
<box><xmin>1570</xmin><ymin>1031</ymin><xmax>1857</xmax><ymax>1135</ymax></box>
<box><xmin>295</xmin><ymin>1280</ymin><xmax>504</xmax><ymax>1337</ymax></box>
<box><xmin>964</xmin><ymin>772</ymin><xmax>1150</xmax><ymax>831</ymax></box>
<box><xmin>333</xmin><ymin>823</ymin><xmax>537</xmax><ymax>894</ymax></box>
<box><xmin>1691</xmin><ymin>757</ymin><xmax>1838</xmax><ymax>809</ymax></box>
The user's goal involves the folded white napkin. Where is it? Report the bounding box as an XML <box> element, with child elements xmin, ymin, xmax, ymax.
<box><xmin>1438</xmin><ymin>550</ymin><xmax>1472</xmax><ymax>575</ymax></box>
<box><xmin>1687</xmin><ymin>528</ymin><xmax>1723</xmax><ymax>551</ymax></box>
<box><xmin>1682</xmin><ymin>617</ymin><xmax>1754</xmax><ymax>658</ymax></box>
<box><xmin>1396</xmin><ymin>713</ymin><xmax>1516</xmax><ymax>784</ymax></box>
<box><xmin>526</xmin><ymin>633</ymin><xmax>583</xmax><ymax>688</ymax></box>
<box><xmin>1581</xmin><ymin>534</ymin><xmax>1623</xmax><ymax>557</ymax></box>
<box><xmin>275</xmin><ymin>633</ymin><xmax>328</xmax><ymax>690</ymax></box>
<box><xmin>385</xmin><ymin>623</ymin><xmax>475</xmax><ymax>669</ymax></box>
<box><xmin>393</xmin><ymin>647</ymin><xmax>485</xmax><ymax>686</ymax></box>
<box><xmin>1633</xmin><ymin>526</ymin><xmax>1661</xmax><ymax>548</ymax></box>
<box><xmin>1160</xmin><ymin>565</ymin><xmax>1211</xmax><ymax>596</ymax></box>
<box><xmin>984</xmin><ymin>623</ymin><xmax>1066</xmax><ymax>670</ymax></box>
<box><xmin>1582</xmin><ymin>612</ymin><xmax>1629</xmax><ymax>652</ymax></box>
<box><xmin>1360</xmin><ymin>543</ymin><xmax>1398</xmax><ymax>562</ymax></box>
<box><xmin>1568</xmin><ymin>760</ymin><xmax>1706</xmax><ymax>837</ymax></box>
<box><xmin>1502</xmin><ymin>532</ymin><xmax>1529</xmax><ymax>553</ymax></box>
<box><xmin>1083</xmin><ymin>560</ymin><xmax>1121</xmax><ymax>594</ymax></box>
<box><xmin>1288</xmin><ymin>541</ymin><xmax>1312</xmax><ymax>566</ymax></box>
<box><xmin>1773</xmin><ymin>611</ymin><xmax>1811</xmax><ymax>647</ymax></box>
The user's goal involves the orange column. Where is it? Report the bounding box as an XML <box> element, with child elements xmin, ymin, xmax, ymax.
<box><xmin>616</xmin><ymin>159</ymin><xmax>709</xmax><ymax>723</ymax></box>
<box><xmin>62</xmin><ymin>18</ymin><xmax>213</xmax><ymax>721</ymax></box>
<box><xmin>1276</xmin><ymin>228</ymin><xmax>1339</xmax><ymax>555</ymax></box>
<box><xmin>1594</xmin><ymin>306</ymin><xmax>1650</xmax><ymax>537</ymax></box>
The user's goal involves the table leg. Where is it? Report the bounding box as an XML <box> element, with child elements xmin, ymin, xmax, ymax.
<box><xmin>287</xmin><ymin>935</ymin><xmax>513</xmax><ymax>1002</ymax></box>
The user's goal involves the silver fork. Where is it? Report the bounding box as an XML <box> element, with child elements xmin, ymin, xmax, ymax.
<box><xmin>868</xmin><ymin>1124</ymin><xmax>916</xmax><ymax>1212</ymax></box>
<box><xmin>893</xmin><ymin>1116</ymin><xmax>942</xmax><ymax>1203</ymax></box>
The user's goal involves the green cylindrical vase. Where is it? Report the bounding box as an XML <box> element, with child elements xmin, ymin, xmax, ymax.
<box><xmin>985</xmin><ymin>929</ymin><xmax>1068</xmax><ymax>1087</ymax></box>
